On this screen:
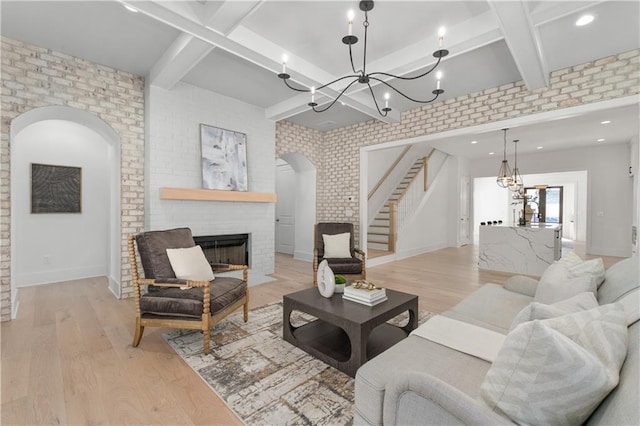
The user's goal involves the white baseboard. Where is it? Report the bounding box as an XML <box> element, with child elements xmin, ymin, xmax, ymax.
<box><xmin>294</xmin><ymin>250</ymin><xmax>313</xmax><ymax>262</ymax></box>
<box><xmin>16</xmin><ymin>265</ymin><xmax>107</xmax><ymax>287</ymax></box>
<box><xmin>11</xmin><ymin>288</ymin><xmax>19</xmax><ymax>320</ymax></box>
<box><xmin>108</xmin><ymin>275</ymin><xmax>121</xmax><ymax>299</ymax></box>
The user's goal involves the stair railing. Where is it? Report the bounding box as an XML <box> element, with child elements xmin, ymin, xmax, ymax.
<box><xmin>388</xmin><ymin>149</ymin><xmax>436</xmax><ymax>251</ymax></box>
<box><xmin>368</xmin><ymin>146</ymin><xmax>411</xmax><ymax>200</ymax></box>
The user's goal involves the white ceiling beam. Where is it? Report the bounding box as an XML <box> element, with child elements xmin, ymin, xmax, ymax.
<box><xmin>148</xmin><ymin>33</ymin><xmax>213</xmax><ymax>90</ymax></box>
<box><xmin>487</xmin><ymin>0</ymin><xmax>549</xmax><ymax>90</ymax></box>
<box><xmin>145</xmin><ymin>0</ymin><xmax>265</xmax><ymax>91</ymax></box>
<box><xmin>529</xmin><ymin>1</ymin><xmax>603</xmax><ymax>27</ymax></box>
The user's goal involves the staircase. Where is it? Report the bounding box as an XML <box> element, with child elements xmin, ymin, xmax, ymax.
<box><xmin>367</xmin><ymin>158</ymin><xmax>425</xmax><ymax>252</ymax></box>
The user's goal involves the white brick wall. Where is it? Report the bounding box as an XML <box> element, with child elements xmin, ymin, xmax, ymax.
<box><xmin>147</xmin><ymin>82</ymin><xmax>276</xmax><ymax>275</ymax></box>
<box><xmin>1</xmin><ymin>37</ymin><xmax>145</xmax><ymax>320</ymax></box>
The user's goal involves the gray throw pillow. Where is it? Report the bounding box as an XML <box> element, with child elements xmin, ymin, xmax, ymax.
<box><xmin>510</xmin><ymin>291</ymin><xmax>598</xmax><ymax>332</ymax></box>
<box><xmin>480</xmin><ymin>304</ymin><xmax>628</xmax><ymax>426</ymax></box>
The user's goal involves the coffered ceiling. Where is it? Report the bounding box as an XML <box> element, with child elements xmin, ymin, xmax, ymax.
<box><xmin>2</xmin><ymin>0</ymin><xmax>639</xmax><ymax>144</ymax></box>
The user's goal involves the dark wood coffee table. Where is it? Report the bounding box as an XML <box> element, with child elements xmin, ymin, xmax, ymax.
<box><xmin>283</xmin><ymin>287</ymin><xmax>418</xmax><ymax>377</ymax></box>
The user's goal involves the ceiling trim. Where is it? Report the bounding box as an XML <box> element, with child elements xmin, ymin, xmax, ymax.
<box><xmin>488</xmin><ymin>0</ymin><xmax>548</xmax><ymax>90</ymax></box>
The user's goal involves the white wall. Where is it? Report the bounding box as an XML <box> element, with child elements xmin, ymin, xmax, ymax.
<box><xmin>147</xmin><ymin>82</ymin><xmax>276</xmax><ymax>280</ymax></box>
<box><xmin>396</xmin><ymin>157</ymin><xmax>454</xmax><ymax>258</ymax></box>
<box><xmin>367</xmin><ymin>146</ymin><xmax>406</xmax><ymax>190</ymax></box>
<box><xmin>13</xmin><ymin>120</ymin><xmax>110</xmax><ymax>286</ymax></box>
<box><xmin>631</xmin><ymin>136</ymin><xmax>639</xmax><ymax>254</ymax></box>
<box><xmin>470</xmin><ymin>143</ymin><xmax>633</xmax><ymax>257</ymax></box>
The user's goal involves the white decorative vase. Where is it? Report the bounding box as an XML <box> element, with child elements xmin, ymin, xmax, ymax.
<box><xmin>317</xmin><ymin>260</ymin><xmax>336</xmax><ymax>298</ymax></box>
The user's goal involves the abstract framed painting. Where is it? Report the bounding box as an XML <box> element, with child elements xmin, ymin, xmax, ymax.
<box><xmin>31</xmin><ymin>163</ymin><xmax>82</xmax><ymax>213</ymax></box>
<box><xmin>200</xmin><ymin>124</ymin><xmax>248</xmax><ymax>191</ymax></box>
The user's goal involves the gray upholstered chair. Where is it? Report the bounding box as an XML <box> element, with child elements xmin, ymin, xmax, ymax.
<box><xmin>127</xmin><ymin>227</ymin><xmax>248</xmax><ymax>354</ymax></box>
<box><xmin>313</xmin><ymin>222</ymin><xmax>366</xmax><ymax>285</ymax></box>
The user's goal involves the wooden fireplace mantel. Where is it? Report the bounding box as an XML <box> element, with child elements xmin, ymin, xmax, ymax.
<box><xmin>159</xmin><ymin>187</ymin><xmax>277</xmax><ymax>203</ymax></box>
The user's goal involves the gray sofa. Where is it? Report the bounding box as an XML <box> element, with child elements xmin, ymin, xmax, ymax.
<box><xmin>354</xmin><ymin>256</ymin><xmax>639</xmax><ymax>425</ymax></box>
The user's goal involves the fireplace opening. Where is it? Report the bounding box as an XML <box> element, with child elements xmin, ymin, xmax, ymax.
<box><xmin>193</xmin><ymin>234</ymin><xmax>249</xmax><ymax>267</ymax></box>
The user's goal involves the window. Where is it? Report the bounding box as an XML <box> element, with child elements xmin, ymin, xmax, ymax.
<box><xmin>524</xmin><ymin>186</ymin><xmax>563</xmax><ymax>223</ymax></box>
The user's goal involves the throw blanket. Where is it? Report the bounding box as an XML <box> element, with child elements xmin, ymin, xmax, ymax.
<box><xmin>411</xmin><ymin>315</ymin><xmax>506</xmax><ymax>363</ymax></box>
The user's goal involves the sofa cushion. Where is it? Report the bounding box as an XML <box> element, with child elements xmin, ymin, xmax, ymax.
<box><xmin>534</xmin><ymin>263</ymin><xmax>596</xmax><ymax>304</ymax></box>
<box><xmin>480</xmin><ymin>304</ymin><xmax>628</xmax><ymax>426</ymax></box>
<box><xmin>443</xmin><ymin>284</ymin><xmax>532</xmax><ymax>333</ymax></box>
<box><xmin>166</xmin><ymin>245</ymin><xmax>215</xmax><ymax>282</ymax></box>
<box><xmin>510</xmin><ymin>291</ymin><xmax>598</xmax><ymax>331</ymax></box>
<box><xmin>598</xmin><ymin>256</ymin><xmax>640</xmax><ymax>304</ymax></box>
<box><xmin>136</xmin><ymin>228</ymin><xmax>195</xmax><ymax>279</ymax></box>
<box><xmin>142</xmin><ymin>277</ymin><xmax>245</xmax><ymax>318</ymax></box>
<box><xmin>355</xmin><ymin>334</ymin><xmax>492</xmax><ymax>426</ymax></box>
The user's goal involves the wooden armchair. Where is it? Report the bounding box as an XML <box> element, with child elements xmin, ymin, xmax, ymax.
<box><xmin>127</xmin><ymin>227</ymin><xmax>248</xmax><ymax>354</ymax></box>
<box><xmin>313</xmin><ymin>222</ymin><xmax>366</xmax><ymax>285</ymax></box>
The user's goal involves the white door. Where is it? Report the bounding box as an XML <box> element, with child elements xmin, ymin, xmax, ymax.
<box><xmin>276</xmin><ymin>163</ymin><xmax>295</xmax><ymax>254</ymax></box>
<box><xmin>459</xmin><ymin>176</ymin><xmax>471</xmax><ymax>246</ymax></box>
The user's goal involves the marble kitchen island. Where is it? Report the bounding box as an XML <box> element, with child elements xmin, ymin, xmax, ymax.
<box><xmin>478</xmin><ymin>223</ymin><xmax>562</xmax><ymax>277</ymax></box>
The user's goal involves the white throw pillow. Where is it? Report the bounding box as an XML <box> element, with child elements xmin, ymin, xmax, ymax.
<box><xmin>322</xmin><ymin>233</ymin><xmax>352</xmax><ymax>258</ymax></box>
<box><xmin>534</xmin><ymin>263</ymin><xmax>596</xmax><ymax>304</ymax></box>
<box><xmin>480</xmin><ymin>304</ymin><xmax>628</xmax><ymax>426</ymax></box>
<box><xmin>557</xmin><ymin>251</ymin><xmax>606</xmax><ymax>288</ymax></box>
<box><xmin>166</xmin><ymin>246</ymin><xmax>215</xmax><ymax>281</ymax></box>
<box><xmin>510</xmin><ymin>292</ymin><xmax>598</xmax><ymax>331</ymax></box>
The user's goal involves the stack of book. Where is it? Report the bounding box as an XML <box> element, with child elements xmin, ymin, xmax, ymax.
<box><xmin>343</xmin><ymin>285</ymin><xmax>387</xmax><ymax>306</ymax></box>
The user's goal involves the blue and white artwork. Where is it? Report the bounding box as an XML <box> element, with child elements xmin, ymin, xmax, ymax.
<box><xmin>200</xmin><ymin>124</ymin><xmax>248</xmax><ymax>191</ymax></box>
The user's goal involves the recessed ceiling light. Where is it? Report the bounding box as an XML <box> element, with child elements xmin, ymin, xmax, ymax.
<box><xmin>597</xmin><ymin>138</ymin><xmax>605</xmax><ymax>142</ymax></box>
<box><xmin>537</xmin><ymin>146</ymin><xmax>543</xmax><ymax>150</ymax></box>
<box><xmin>471</xmin><ymin>140</ymin><xmax>478</xmax><ymax>144</ymax></box>
<box><xmin>600</xmin><ymin>120</ymin><xmax>611</xmax><ymax>124</ymax></box>
<box><xmin>488</xmin><ymin>152</ymin><xmax>495</xmax><ymax>156</ymax></box>
<box><xmin>576</xmin><ymin>14</ymin><xmax>594</xmax><ymax>26</ymax></box>
<box><xmin>123</xmin><ymin>3</ymin><xmax>138</xmax><ymax>13</ymax></box>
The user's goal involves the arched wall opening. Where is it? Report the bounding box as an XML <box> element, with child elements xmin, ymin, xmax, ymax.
<box><xmin>10</xmin><ymin>106</ymin><xmax>121</xmax><ymax>317</ymax></box>
<box><xmin>276</xmin><ymin>153</ymin><xmax>317</xmax><ymax>261</ymax></box>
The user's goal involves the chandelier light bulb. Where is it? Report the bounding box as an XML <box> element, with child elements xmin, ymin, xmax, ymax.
<box><xmin>281</xmin><ymin>54</ymin><xmax>288</xmax><ymax>74</ymax></box>
<box><xmin>311</xmin><ymin>86</ymin><xmax>315</xmax><ymax>103</ymax></box>
<box><xmin>384</xmin><ymin>92</ymin><xmax>390</xmax><ymax>108</ymax></box>
<box><xmin>436</xmin><ymin>71</ymin><xmax>442</xmax><ymax>90</ymax></box>
<box><xmin>348</xmin><ymin>9</ymin><xmax>355</xmax><ymax>35</ymax></box>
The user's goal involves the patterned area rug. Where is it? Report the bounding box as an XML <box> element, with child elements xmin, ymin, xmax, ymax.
<box><xmin>163</xmin><ymin>302</ymin><xmax>433</xmax><ymax>425</ymax></box>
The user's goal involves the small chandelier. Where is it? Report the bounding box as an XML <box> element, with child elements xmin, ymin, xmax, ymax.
<box><xmin>496</xmin><ymin>128</ymin><xmax>513</xmax><ymax>188</ymax></box>
<box><xmin>277</xmin><ymin>0</ymin><xmax>449</xmax><ymax>116</ymax></box>
<box><xmin>508</xmin><ymin>139</ymin><xmax>524</xmax><ymax>193</ymax></box>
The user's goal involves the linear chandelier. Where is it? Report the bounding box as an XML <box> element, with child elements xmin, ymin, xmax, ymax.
<box><xmin>277</xmin><ymin>0</ymin><xmax>449</xmax><ymax>116</ymax></box>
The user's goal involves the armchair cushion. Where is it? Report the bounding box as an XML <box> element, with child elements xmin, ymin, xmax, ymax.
<box><xmin>136</xmin><ymin>227</ymin><xmax>195</xmax><ymax>279</ymax></box>
<box><xmin>321</xmin><ymin>257</ymin><xmax>363</xmax><ymax>275</ymax></box>
<box><xmin>322</xmin><ymin>232</ymin><xmax>352</xmax><ymax>258</ymax></box>
<box><xmin>142</xmin><ymin>277</ymin><xmax>246</xmax><ymax>318</ymax></box>
<box><xmin>166</xmin><ymin>245</ymin><xmax>215</xmax><ymax>281</ymax></box>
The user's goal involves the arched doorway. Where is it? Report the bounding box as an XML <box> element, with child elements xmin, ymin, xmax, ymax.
<box><xmin>10</xmin><ymin>106</ymin><xmax>121</xmax><ymax>317</ymax></box>
<box><xmin>276</xmin><ymin>153</ymin><xmax>317</xmax><ymax>261</ymax></box>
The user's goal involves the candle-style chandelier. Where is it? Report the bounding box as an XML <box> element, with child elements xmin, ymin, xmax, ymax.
<box><xmin>277</xmin><ymin>0</ymin><xmax>449</xmax><ymax>117</ymax></box>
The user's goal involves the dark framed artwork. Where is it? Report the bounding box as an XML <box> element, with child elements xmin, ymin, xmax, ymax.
<box><xmin>200</xmin><ymin>124</ymin><xmax>248</xmax><ymax>191</ymax></box>
<box><xmin>31</xmin><ymin>163</ymin><xmax>82</xmax><ymax>213</ymax></box>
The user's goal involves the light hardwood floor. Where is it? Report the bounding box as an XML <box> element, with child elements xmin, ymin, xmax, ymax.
<box><xmin>1</xmin><ymin>244</ymin><xmax>622</xmax><ymax>425</ymax></box>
